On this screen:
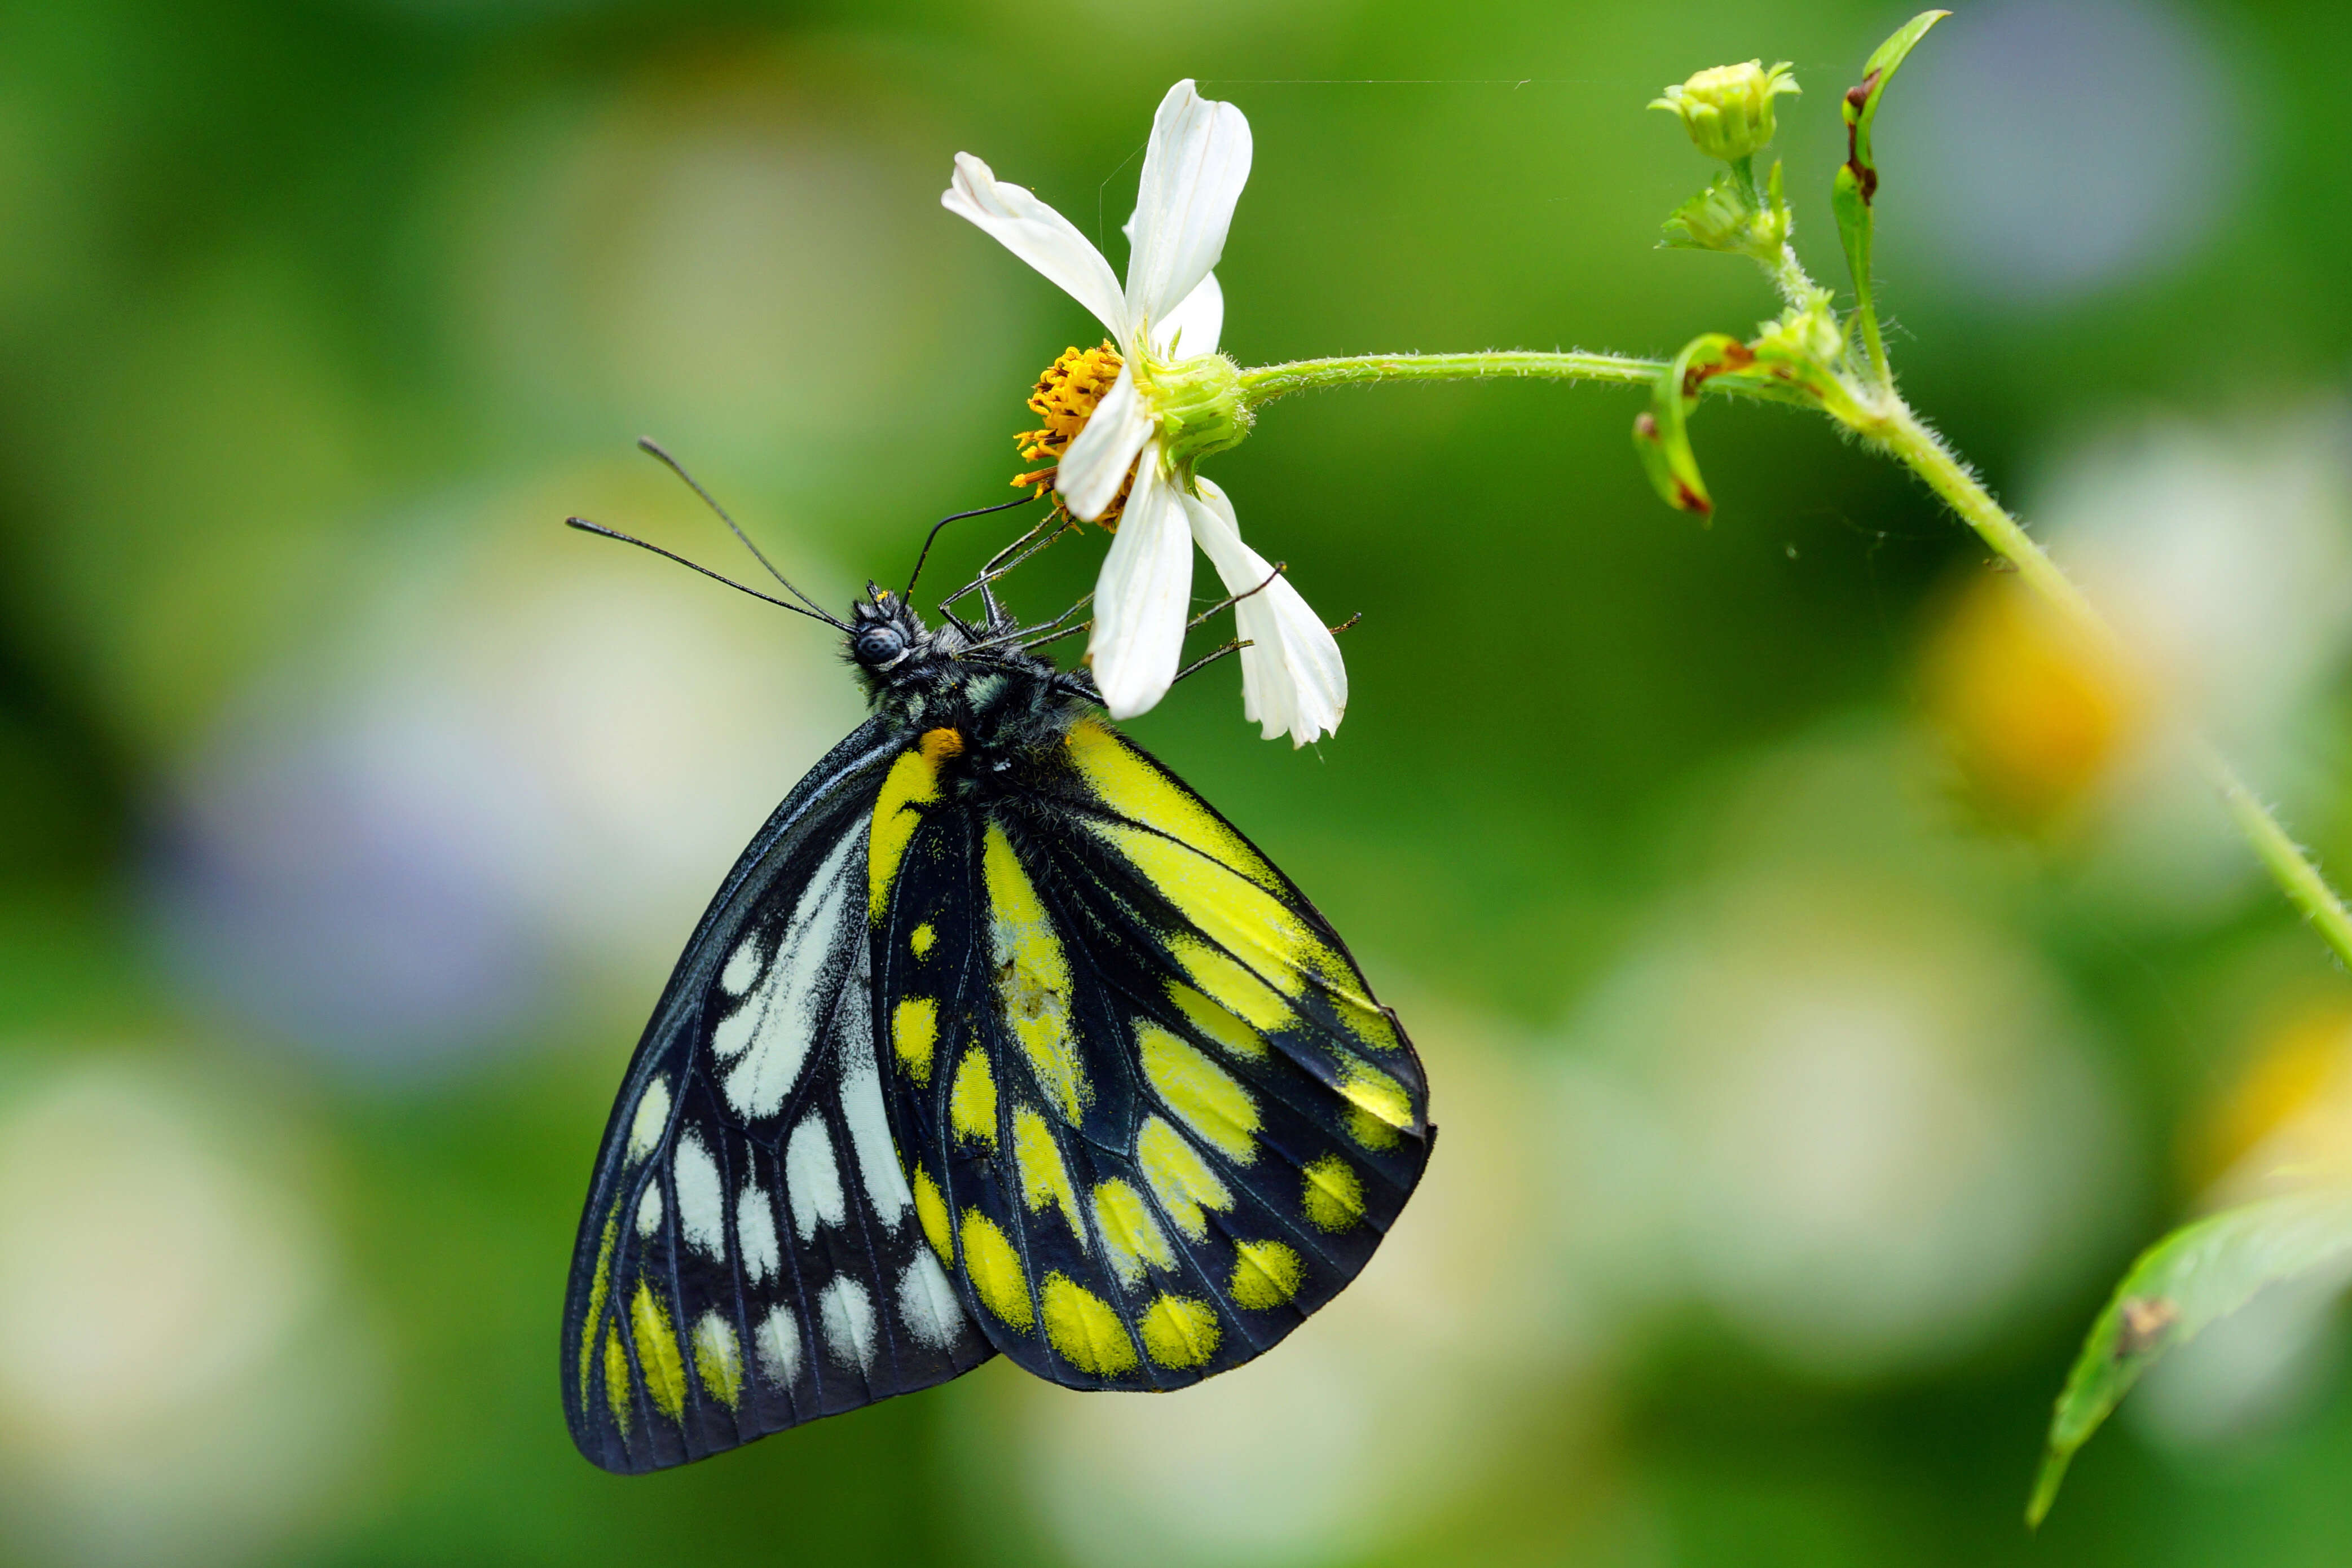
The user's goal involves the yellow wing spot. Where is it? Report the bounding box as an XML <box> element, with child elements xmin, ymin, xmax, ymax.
<box><xmin>602</xmin><ymin>1325</ymin><xmax>632</xmax><ymax>1434</ymax></box>
<box><xmin>913</xmin><ymin>1162</ymin><xmax>952</xmax><ymax>1263</ymax></box>
<box><xmin>691</xmin><ymin>1311</ymin><xmax>744</xmax><ymax>1408</ymax></box>
<box><xmin>892</xmin><ymin>996</ymin><xmax>938</xmax><ymax>1085</ymax></box>
<box><xmin>960</xmin><ymin>1209</ymin><xmax>1033</xmax><ymax>1330</ymax></box>
<box><xmin>1311</xmin><ymin>946</ymin><xmax>1407</xmax><ymax>1052</ymax></box>
<box><xmin>1136</xmin><ymin>1115</ymin><xmax>1232</xmax><ymax>1241</ymax></box>
<box><xmin>1098</xmin><ymin>820</ymin><xmax>1315</xmax><ymax>996</ymax></box>
<box><xmin>1065</xmin><ymin>719</ymin><xmax>1284</xmax><ymax>894</ymax></box>
<box><xmin>1337</xmin><ymin>1059</ymin><xmax>1415</xmax><ymax>1133</ymax></box>
<box><xmin>1302</xmin><ymin>1153</ymin><xmax>1367</xmax><ymax>1232</ymax></box>
<box><xmin>950</xmin><ymin>1047</ymin><xmax>997</xmax><ymax>1147</ymax></box>
<box><xmin>1168</xmin><ymin>981</ymin><xmax>1266</xmax><ymax>1060</ymax></box>
<box><xmin>629</xmin><ymin>1280</ymin><xmax>687</xmax><ymax>1419</ymax></box>
<box><xmin>1138</xmin><ymin>1294</ymin><xmax>1222</xmax><ymax>1369</ymax></box>
<box><xmin>1094</xmin><ymin>1178</ymin><xmax>1175</xmax><ymax>1285</ymax></box>
<box><xmin>1140</xmin><ymin>1023</ymin><xmax>1258</xmax><ymax>1162</ymax></box>
<box><xmin>1343</xmin><ymin>1105</ymin><xmax>1402</xmax><ymax>1151</ymax></box>
<box><xmin>1014</xmin><ymin>1105</ymin><xmax>1086</xmax><ymax>1246</ymax></box>
<box><xmin>910</xmin><ymin>922</ymin><xmax>937</xmax><ymax>958</ymax></box>
<box><xmin>1171</xmin><ymin>935</ymin><xmax>1291</xmax><ymax>1033</ymax></box>
<box><xmin>1230</xmin><ymin>1240</ymin><xmax>1304</xmax><ymax>1310</ymax></box>
<box><xmin>983</xmin><ymin>823</ymin><xmax>1085</xmax><ymax>1121</ymax></box>
<box><xmin>578</xmin><ymin>1210</ymin><xmax>619</xmax><ymax>1406</ymax></box>
<box><xmin>867</xmin><ymin>732</ymin><xmax>960</xmax><ymax>923</ymax></box>
<box><xmin>1041</xmin><ymin>1272</ymin><xmax>1138</xmax><ymax>1376</ymax></box>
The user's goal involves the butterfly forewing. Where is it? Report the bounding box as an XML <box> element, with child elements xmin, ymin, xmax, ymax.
<box><xmin>562</xmin><ymin>720</ymin><xmax>992</xmax><ymax>1474</ymax></box>
<box><xmin>873</xmin><ymin>718</ymin><xmax>1431</xmax><ymax>1389</ymax></box>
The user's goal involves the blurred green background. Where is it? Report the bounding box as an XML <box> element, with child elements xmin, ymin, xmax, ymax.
<box><xmin>4</xmin><ymin>0</ymin><xmax>2352</xmax><ymax>1563</ymax></box>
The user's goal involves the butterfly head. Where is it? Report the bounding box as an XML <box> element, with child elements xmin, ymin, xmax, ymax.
<box><xmin>848</xmin><ymin>585</ymin><xmax>928</xmax><ymax>675</ymax></box>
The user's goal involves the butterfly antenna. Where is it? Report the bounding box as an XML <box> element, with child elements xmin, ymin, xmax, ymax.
<box><xmin>566</xmin><ymin>517</ymin><xmax>849</xmax><ymax>628</ymax></box>
<box><xmin>905</xmin><ymin>495</ymin><xmax>1041</xmax><ymax>600</ymax></box>
<box><xmin>636</xmin><ymin>438</ymin><xmax>838</xmax><ymax>623</ymax></box>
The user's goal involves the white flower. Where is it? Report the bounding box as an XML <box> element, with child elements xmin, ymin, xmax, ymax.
<box><xmin>941</xmin><ymin>80</ymin><xmax>1347</xmax><ymax>746</ymax></box>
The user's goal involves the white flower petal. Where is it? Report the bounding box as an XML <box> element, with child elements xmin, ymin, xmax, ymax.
<box><xmin>1056</xmin><ymin>363</ymin><xmax>1153</xmax><ymax>522</ymax></box>
<box><xmin>1153</xmin><ymin>270</ymin><xmax>1224</xmax><ymax>358</ymax></box>
<box><xmin>1087</xmin><ymin>458</ymin><xmax>1192</xmax><ymax>720</ymax></box>
<box><xmin>1185</xmin><ymin>478</ymin><xmax>1346</xmax><ymax>746</ymax></box>
<box><xmin>942</xmin><ymin>152</ymin><xmax>1131</xmax><ymax>347</ymax></box>
<box><xmin>1125</xmin><ymin>81</ymin><xmax>1253</xmax><ymax>330</ymax></box>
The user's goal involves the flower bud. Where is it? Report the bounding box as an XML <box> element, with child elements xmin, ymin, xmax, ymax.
<box><xmin>1649</xmin><ymin>60</ymin><xmax>1799</xmax><ymax>164</ymax></box>
<box><xmin>1661</xmin><ymin>167</ymin><xmax>1790</xmax><ymax>259</ymax></box>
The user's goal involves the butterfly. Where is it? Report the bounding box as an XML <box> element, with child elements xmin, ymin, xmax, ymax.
<box><xmin>560</xmin><ymin>473</ymin><xmax>1432</xmax><ymax>1474</ymax></box>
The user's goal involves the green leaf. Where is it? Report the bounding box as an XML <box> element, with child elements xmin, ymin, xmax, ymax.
<box><xmin>1836</xmin><ymin>10</ymin><xmax>1946</xmax><ymax>383</ymax></box>
<box><xmin>1632</xmin><ymin>333</ymin><xmax>1751</xmax><ymax>518</ymax></box>
<box><xmin>2029</xmin><ymin>1185</ymin><xmax>2352</xmax><ymax>1529</ymax></box>
<box><xmin>1831</xmin><ymin>163</ymin><xmax>1871</xmax><ymax>296</ymax></box>
<box><xmin>1843</xmin><ymin>9</ymin><xmax>1948</xmax><ymax>202</ymax></box>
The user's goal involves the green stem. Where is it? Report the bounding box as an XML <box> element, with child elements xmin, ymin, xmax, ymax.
<box><xmin>1767</xmin><ymin>245</ymin><xmax>1818</xmax><ymax>312</ymax></box>
<box><xmin>1872</xmin><ymin>402</ymin><xmax>2352</xmax><ymax>970</ymax></box>
<box><xmin>1235</xmin><ymin>351</ymin><xmax>1813</xmax><ymax>410</ymax></box>
<box><xmin>1853</xmin><ymin>272</ymin><xmax>1891</xmax><ymax>390</ymax></box>
<box><xmin>1225</xmin><ymin>342</ymin><xmax>2352</xmax><ymax>969</ymax></box>
<box><xmin>1875</xmin><ymin>404</ymin><xmax>2108</xmax><ymax>637</ymax></box>
<box><xmin>1727</xmin><ymin>154</ymin><xmax>1761</xmax><ymax>207</ymax></box>
<box><xmin>2209</xmin><ymin>747</ymin><xmax>2352</xmax><ymax>966</ymax></box>
<box><xmin>1236</xmin><ymin>350</ymin><xmax>1658</xmax><ymax>405</ymax></box>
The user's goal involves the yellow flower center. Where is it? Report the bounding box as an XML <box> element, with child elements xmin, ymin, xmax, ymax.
<box><xmin>1014</xmin><ymin>342</ymin><xmax>1133</xmax><ymax>527</ymax></box>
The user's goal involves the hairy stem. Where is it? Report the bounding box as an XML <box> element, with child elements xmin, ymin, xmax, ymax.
<box><xmin>1767</xmin><ymin>246</ymin><xmax>1817</xmax><ymax>311</ymax></box>
<box><xmin>1235</xmin><ymin>351</ymin><xmax>1812</xmax><ymax>409</ymax></box>
<box><xmin>1854</xmin><ymin>280</ymin><xmax>1892</xmax><ymax>391</ymax></box>
<box><xmin>1237</xmin><ymin>350</ymin><xmax>1658</xmax><ymax>404</ymax></box>
<box><xmin>2209</xmin><ymin>747</ymin><xmax>2352</xmax><ymax>966</ymax></box>
<box><xmin>1232</xmin><ymin>341</ymin><xmax>2352</xmax><ymax>968</ymax></box>
<box><xmin>1873</xmin><ymin>402</ymin><xmax>2352</xmax><ymax>969</ymax></box>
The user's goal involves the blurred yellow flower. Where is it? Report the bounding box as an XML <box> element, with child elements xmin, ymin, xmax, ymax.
<box><xmin>1921</xmin><ymin>575</ymin><xmax>2143</xmax><ymax>827</ymax></box>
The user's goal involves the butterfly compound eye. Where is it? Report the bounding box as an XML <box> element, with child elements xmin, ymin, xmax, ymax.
<box><xmin>853</xmin><ymin>624</ymin><xmax>908</xmax><ymax>667</ymax></box>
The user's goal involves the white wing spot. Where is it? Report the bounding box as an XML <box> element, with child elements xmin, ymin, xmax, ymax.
<box><xmin>634</xmin><ymin>1182</ymin><xmax>663</xmax><ymax>1239</ymax></box>
<box><xmin>626</xmin><ymin>1077</ymin><xmax>671</xmax><ymax>1165</ymax></box>
<box><xmin>674</xmin><ymin>1130</ymin><xmax>726</xmax><ymax>1261</ymax></box>
<box><xmin>737</xmin><ymin>1180</ymin><xmax>779</xmax><ymax>1286</ymax></box>
<box><xmin>818</xmin><ymin>1276</ymin><xmax>877</xmax><ymax>1373</ymax></box>
<box><xmin>785</xmin><ymin>1112</ymin><xmax>846</xmax><ymax>1241</ymax></box>
<box><xmin>897</xmin><ymin>1252</ymin><xmax>964</xmax><ymax>1351</ymax></box>
<box><xmin>720</xmin><ymin>936</ymin><xmax>763</xmax><ymax>997</ymax></box>
<box><xmin>720</xmin><ymin>829</ymin><xmax>862</xmax><ymax>1114</ymax></box>
<box><xmin>755</xmin><ymin>1304</ymin><xmax>802</xmax><ymax>1386</ymax></box>
<box><xmin>840</xmin><ymin>1059</ymin><xmax>912</xmax><ymax>1228</ymax></box>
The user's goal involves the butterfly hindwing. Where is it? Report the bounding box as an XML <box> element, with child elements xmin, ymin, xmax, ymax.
<box><xmin>563</xmin><ymin>719</ymin><xmax>993</xmax><ymax>1474</ymax></box>
<box><xmin>873</xmin><ymin>717</ymin><xmax>1432</xmax><ymax>1389</ymax></box>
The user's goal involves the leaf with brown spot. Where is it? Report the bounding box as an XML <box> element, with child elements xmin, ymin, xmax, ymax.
<box><xmin>2030</xmin><ymin>1185</ymin><xmax>2352</xmax><ymax>1528</ymax></box>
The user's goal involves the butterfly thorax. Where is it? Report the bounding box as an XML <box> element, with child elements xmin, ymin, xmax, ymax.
<box><xmin>845</xmin><ymin>588</ymin><xmax>1086</xmax><ymax>782</ymax></box>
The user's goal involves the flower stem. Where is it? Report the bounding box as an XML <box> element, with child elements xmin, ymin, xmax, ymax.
<box><xmin>1235</xmin><ymin>350</ymin><xmax>1813</xmax><ymax>409</ymax></box>
<box><xmin>2208</xmin><ymin>748</ymin><xmax>2352</xmax><ymax>967</ymax></box>
<box><xmin>1767</xmin><ymin>247</ymin><xmax>1816</xmax><ymax>311</ymax></box>
<box><xmin>1237</xmin><ymin>350</ymin><xmax>1658</xmax><ymax>404</ymax></box>
<box><xmin>1232</xmin><ymin>341</ymin><xmax>2352</xmax><ymax>967</ymax></box>
<box><xmin>1871</xmin><ymin>400</ymin><xmax>2352</xmax><ymax>970</ymax></box>
<box><xmin>1874</xmin><ymin>404</ymin><xmax>2109</xmax><ymax>641</ymax></box>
